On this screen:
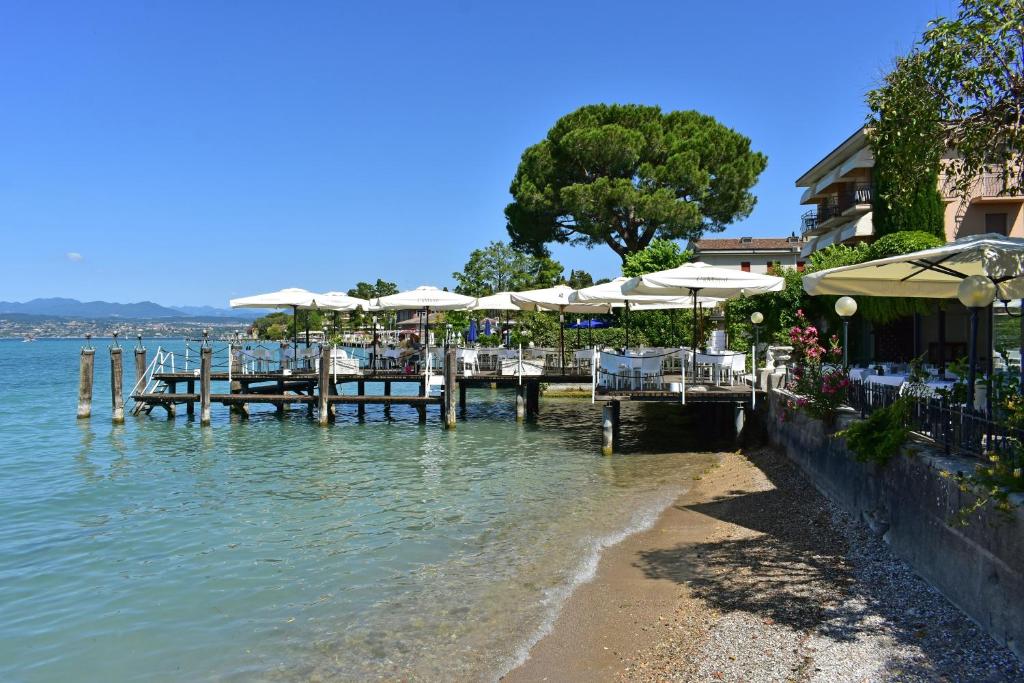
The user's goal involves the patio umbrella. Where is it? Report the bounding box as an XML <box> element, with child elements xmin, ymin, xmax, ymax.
<box><xmin>624</xmin><ymin>263</ymin><xmax>783</xmax><ymax>370</ymax></box>
<box><xmin>374</xmin><ymin>286</ymin><xmax>476</xmax><ymax>361</ymax></box>
<box><xmin>510</xmin><ymin>285</ymin><xmax>610</xmax><ymax>370</ymax></box>
<box><xmin>471</xmin><ymin>292</ymin><xmax>523</xmax><ymax>311</ymax></box>
<box><xmin>484</xmin><ymin>319</ymin><xmax>492</xmax><ymax>336</ymax></box>
<box><xmin>467</xmin><ymin>319</ymin><xmax>478</xmax><ymax>343</ymax></box>
<box><xmin>572</xmin><ymin>277</ymin><xmax>723</xmax><ymax>350</ymax></box>
<box><xmin>229</xmin><ymin>287</ymin><xmax>323</xmax><ymax>349</ymax></box>
<box><xmin>802</xmin><ymin>233</ymin><xmax>1024</xmax><ymax>299</ymax></box>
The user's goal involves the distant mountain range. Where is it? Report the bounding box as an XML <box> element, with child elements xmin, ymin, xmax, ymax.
<box><xmin>0</xmin><ymin>298</ymin><xmax>263</xmax><ymax>320</ymax></box>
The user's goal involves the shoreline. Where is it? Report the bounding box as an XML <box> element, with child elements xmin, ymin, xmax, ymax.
<box><xmin>503</xmin><ymin>447</ymin><xmax>1024</xmax><ymax>682</ymax></box>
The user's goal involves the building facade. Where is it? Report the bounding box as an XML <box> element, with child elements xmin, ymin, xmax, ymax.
<box><xmin>689</xmin><ymin>235</ymin><xmax>805</xmax><ymax>272</ymax></box>
<box><xmin>796</xmin><ymin>126</ymin><xmax>1024</xmax><ymax>257</ymax></box>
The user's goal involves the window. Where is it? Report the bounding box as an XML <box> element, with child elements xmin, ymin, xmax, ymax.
<box><xmin>986</xmin><ymin>212</ymin><xmax>1008</xmax><ymax>235</ymax></box>
<box><xmin>740</xmin><ymin>261</ymin><xmax>751</xmax><ymax>272</ymax></box>
<box><xmin>797</xmin><ymin>261</ymin><xmax>805</xmax><ymax>272</ymax></box>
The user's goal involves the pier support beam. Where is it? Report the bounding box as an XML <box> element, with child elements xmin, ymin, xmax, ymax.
<box><xmin>515</xmin><ymin>384</ymin><xmax>526</xmax><ymax>422</ymax></box>
<box><xmin>602</xmin><ymin>401</ymin><xmax>618</xmax><ymax>456</ymax></box>
<box><xmin>526</xmin><ymin>381</ymin><xmax>540</xmax><ymax>419</ymax></box>
<box><xmin>459</xmin><ymin>381</ymin><xmax>467</xmax><ymax>412</ymax></box>
<box><xmin>229</xmin><ymin>344</ymin><xmax>247</xmax><ymax>417</ymax></box>
<box><xmin>318</xmin><ymin>344</ymin><xmax>331</xmax><ymax>426</ymax></box>
<box><xmin>443</xmin><ymin>345</ymin><xmax>457</xmax><ymax>429</ymax></box>
<box><xmin>383</xmin><ymin>381</ymin><xmax>391</xmax><ymax>418</ymax></box>
<box><xmin>734</xmin><ymin>402</ymin><xmax>746</xmax><ymax>439</ymax></box>
<box><xmin>77</xmin><ymin>347</ymin><xmax>95</xmax><ymax>419</ymax></box>
<box><xmin>357</xmin><ymin>381</ymin><xmax>366</xmax><ymax>419</ymax></box>
<box><xmin>200</xmin><ymin>347</ymin><xmax>212</xmax><ymax>426</ymax></box>
<box><xmin>110</xmin><ymin>346</ymin><xmax>125</xmax><ymax>424</ymax></box>
<box><xmin>132</xmin><ymin>345</ymin><xmax>147</xmax><ymax>416</ymax></box>
<box><xmin>186</xmin><ymin>380</ymin><xmax>195</xmax><ymax>417</ymax></box>
<box><xmin>416</xmin><ymin>403</ymin><xmax>427</xmax><ymax>423</ymax></box>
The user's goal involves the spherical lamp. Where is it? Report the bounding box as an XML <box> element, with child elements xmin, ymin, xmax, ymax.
<box><xmin>750</xmin><ymin>311</ymin><xmax>764</xmax><ymax>325</ymax></box>
<box><xmin>834</xmin><ymin>296</ymin><xmax>858</xmax><ymax>318</ymax></box>
<box><xmin>957</xmin><ymin>275</ymin><xmax>997</xmax><ymax>309</ymax></box>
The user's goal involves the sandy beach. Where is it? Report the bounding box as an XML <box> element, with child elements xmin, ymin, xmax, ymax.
<box><xmin>505</xmin><ymin>447</ymin><xmax>1024</xmax><ymax>682</ymax></box>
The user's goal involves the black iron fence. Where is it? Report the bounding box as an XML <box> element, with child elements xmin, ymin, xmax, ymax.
<box><xmin>846</xmin><ymin>380</ymin><xmax>1023</xmax><ymax>461</ymax></box>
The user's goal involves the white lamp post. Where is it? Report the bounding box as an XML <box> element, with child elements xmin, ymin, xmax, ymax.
<box><xmin>957</xmin><ymin>275</ymin><xmax>997</xmax><ymax>412</ymax></box>
<box><xmin>834</xmin><ymin>296</ymin><xmax>858</xmax><ymax>369</ymax></box>
<box><xmin>750</xmin><ymin>311</ymin><xmax>763</xmax><ymax>407</ymax></box>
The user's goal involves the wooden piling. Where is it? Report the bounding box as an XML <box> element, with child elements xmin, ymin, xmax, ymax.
<box><xmin>229</xmin><ymin>344</ymin><xmax>247</xmax><ymax>416</ymax></box>
<box><xmin>526</xmin><ymin>381</ymin><xmax>540</xmax><ymax>418</ymax></box>
<box><xmin>602</xmin><ymin>402</ymin><xmax>615</xmax><ymax>456</ymax></box>
<box><xmin>444</xmin><ymin>345</ymin><xmax>457</xmax><ymax>429</ymax></box>
<box><xmin>357</xmin><ymin>381</ymin><xmax>366</xmax><ymax>419</ymax></box>
<box><xmin>515</xmin><ymin>384</ymin><xmax>526</xmax><ymax>422</ymax></box>
<box><xmin>134</xmin><ymin>347</ymin><xmax>147</xmax><ymax>393</ymax></box>
<box><xmin>200</xmin><ymin>347</ymin><xmax>212</xmax><ymax>426</ymax></box>
<box><xmin>416</xmin><ymin>403</ymin><xmax>427</xmax><ymax>423</ymax></box>
<box><xmin>110</xmin><ymin>346</ymin><xmax>125</xmax><ymax>423</ymax></box>
<box><xmin>318</xmin><ymin>344</ymin><xmax>331</xmax><ymax>426</ymax></box>
<box><xmin>76</xmin><ymin>348</ymin><xmax>95</xmax><ymax>419</ymax></box>
<box><xmin>459</xmin><ymin>381</ymin><xmax>467</xmax><ymax>412</ymax></box>
<box><xmin>186</xmin><ymin>379</ymin><xmax>195</xmax><ymax>417</ymax></box>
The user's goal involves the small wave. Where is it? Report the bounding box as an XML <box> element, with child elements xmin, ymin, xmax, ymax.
<box><xmin>494</xmin><ymin>485</ymin><xmax>685</xmax><ymax>681</ymax></box>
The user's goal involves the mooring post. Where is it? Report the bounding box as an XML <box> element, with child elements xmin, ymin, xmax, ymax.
<box><xmin>416</xmin><ymin>403</ymin><xmax>427</xmax><ymax>423</ymax></box>
<box><xmin>526</xmin><ymin>380</ymin><xmax>540</xmax><ymax>418</ymax></box>
<box><xmin>134</xmin><ymin>339</ymin><xmax>147</xmax><ymax>395</ymax></box>
<box><xmin>318</xmin><ymin>344</ymin><xmax>331</xmax><ymax>426</ymax></box>
<box><xmin>229</xmin><ymin>342</ymin><xmax>247</xmax><ymax>416</ymax></box>
<box><xmin>186</xmin><ymin>379</ymin><xmax>195</xmax><ymax>417</ymax></box>
<box><xmin>77</xmin><ymin>342</ymin><xmax>95</xmax><ymax>419</ymax></box>
<box><xmin>601</xmin><ymin>402</ymin><xmax>615</xmax><ymax>456</ymax></box>
<box><xmin>109</xmin><ymin>343</ymin><xmax>125</xmax><ymax>423</ymax></box>
<box><xmin>357</xmin><ymin>380</ymin><xmax>366</xmax><ymax>419</ymax></box>
<box><xmin>443</xmin><ymin>345</ymin><xmax>457</xmax><ymax>429</ymax></box>
<box><xmin>383</xmin><ymin>380</ymin><xmax>391</xmax><ymax>418</ymax></box>
<box><xmin>200</xmin><ymin>346</ymin><xmax>212</xmax><ymax>426</ymax></box>
<box><xmin>515</xmin><ymin>384</ymin><xmax>527</xmax><ymax>422</ymax></box>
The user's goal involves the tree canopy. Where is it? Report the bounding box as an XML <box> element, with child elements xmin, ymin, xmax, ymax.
<box><xmin>621</xmin><ymin>239</ymin><xmax>691</xmax><ymax>277</ymax></box>
<box><xmin>452</xmin><ymin>241</ymin><xmax>564</xmax><ymax>296</ymax></box>
<box><xmin>505</xmin><ymin>104</ymin><xmax>767</xmax><ymax>261</ymax></box>
<box><xmin>867</xmin><ymin>53</ymin><xmax>946</xmax><ymax>239</ymax></box>
<box><xmin>347</xmin><ymin>279</ymin><xmax>399</xmax><ymax>301</ymax></box>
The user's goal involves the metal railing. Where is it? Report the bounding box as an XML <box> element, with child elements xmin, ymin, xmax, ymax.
<box><xmin>846</xmin><ymin>380</ymin><xmax>1023</xmax><ymax>460</ymax></box>
<box><xmin>941</xmin><ymin>172</ymin><xmax>1020</xmax><ymax>200</ymax></box>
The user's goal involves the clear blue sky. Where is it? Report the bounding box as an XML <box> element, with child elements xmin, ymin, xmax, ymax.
<box><xmin>0</xmin><ymin>0</ymin><xmax>957</xmax><ymax>306</ymax></box>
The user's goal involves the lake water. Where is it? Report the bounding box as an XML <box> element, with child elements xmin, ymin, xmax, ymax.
<box><xmin>0</xmin><ymin>339</ymin><xmax>724</xmax><ymax>681</ymax></box>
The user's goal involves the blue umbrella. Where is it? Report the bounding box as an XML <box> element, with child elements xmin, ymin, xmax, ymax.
<box><xmin>484</xmin><ymin>319</ymin><xmax>492</xmax><ymax>336</ymax></box>
<box><xmin>467</xmin><ymin>318</ymin><xmax>478</xmax><ymax>343</ymax></box>
<box><xmin>566</xmin><ymin>319</ymin><xmax>611</xmax><ymax>329</ymax></box>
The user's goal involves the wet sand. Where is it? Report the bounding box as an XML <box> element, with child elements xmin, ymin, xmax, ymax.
<box><xmin>504</xmin><ymin>447</ymin><xmax>1024</xmax><ymax>682</ymax></box>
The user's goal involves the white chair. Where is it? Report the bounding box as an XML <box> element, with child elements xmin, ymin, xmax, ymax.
<box><xmin>640</xmin><ymin>355</ymin><xmax>664</xmax><ymax>389</ymax></box>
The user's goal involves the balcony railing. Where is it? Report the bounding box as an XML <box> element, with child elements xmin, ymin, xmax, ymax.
<box><xmin>941</xmin><ymin>172</ymin><xmax>1020</xmax><ymax>199</ymax></box>
<box><xmin>800</xmin><ymin>183</ymin><xmax>874</xmax><ymax>236</ymax></box>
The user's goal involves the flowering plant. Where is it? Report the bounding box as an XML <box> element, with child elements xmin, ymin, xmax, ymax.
<box><xmin>782</xmin><ymin>309</ymin><xmax>849</xmax><ymax>425</ymax></box>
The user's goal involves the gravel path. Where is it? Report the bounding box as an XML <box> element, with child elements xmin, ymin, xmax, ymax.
<box><xmin>622</xmin><ymin>447</ymin><xmax>1024</xmax><ymax>682</ymax></box>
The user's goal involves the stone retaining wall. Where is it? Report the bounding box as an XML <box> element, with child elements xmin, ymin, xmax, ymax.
<box><xmin>763</xmin><ymin>390</ymin><xmax>1024</xmax><ymax>660</ymax></box>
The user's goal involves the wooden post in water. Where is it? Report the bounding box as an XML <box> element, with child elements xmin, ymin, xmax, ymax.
<box><xmin>357</xmin><ymin>381</ymin><xmax>366</xmax><ymax>419</ymax></box>
<box><xmin>318</xmin><ymin>344</ymin><xmax>331</xmax><ymax>426</ymax></box>
<box><xmin>200</xmin><ymin>346</ymin><xmax>212</xmax><ymax>426</ymax></box>
<box><xmin>602</xmin><ymin>402</ymin><xmax>615</xmax><ymax>456</ymax></box>
<box><xmin>186</xmin><ymin>380</ymin><xmax>195</xmax><ymax>417</ymax></box>
<box><xmin>110</xmin><ymin>345</ymin><xmax>125</xmax><ymax>423</ymax></box>
<box><xmin>134</xmin><ymin>345</ymin><xmax>147</xmax><ymax>394</ymax></box>
<box><xmin>459</xmin><ymin>381</ymin><xmax>467</xmax><ymax>412</ymax></box>
<box><xmin>229</xmin><ymin>343</ymin><xmax>247</xmax><ymax>417</ymax></box>
<box><xmin>515</xmin><ymin>384</ymin><xmax>526</xmax><ymax>422</ymax></box>
<box><xmin>383</xmin><ymin>380</ymin><xmax>391</xmax><ymax>418</ymax></box>
<box><xmin>443</xmin><ymin>345</ymin><xmax>457</xmax><ymax>429</ymax></box>
<box><xmin>77</xmin><ymin>346</ymin><xmax>95</xmax><ymax>419</ymax></box>
<box><xmin>526</xmin><ymin>381</ymin><xmax>540</xmax><ymax>419</ymax></box>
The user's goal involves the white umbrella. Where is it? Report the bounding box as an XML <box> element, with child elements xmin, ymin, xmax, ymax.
<box><xmin>511</xmin><ymin>285</ymin><xmax>611</xmax><ymax>369</ymax></box>
<box><xmin>624</xmin><ymin>263</ymin><xmax>783</xmax><ymax>370</ymax></box>
<box><xmin>316</xmin><ymin>292</ymin><xmax>374</xmax><ymax>342</ymax></box>
<box><xmin>470</xmin><ymin>292</ymin><xmax>523</xmax><ymax>311</ymax></box>
<box><xmin>802</xmin><ymin>233</ymin><xmax>1024</xmax><ymax>300</ymax></box>
<box><xmin>373</xmin><ymin>286</ymin><xmax>475</xmax><ymax>351</ymax></box>
<box><xmin>571</xmin><ymin>277</ymin><xmax>722</xmax><ymax>348</ymax></box>
<box><xmin>625</xmin><ymin>262</ymin><xmax>785</xmax><ymax>298</ymax></box>
<box><xmin>230</xmin><ymin>288</ymin><xmax>324</xmax><ymax>347</ymax></box>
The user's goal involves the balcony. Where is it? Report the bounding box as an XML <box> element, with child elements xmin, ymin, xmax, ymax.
<box><xmin>941</xmin><ymin>173</ymin><xmax>1024</xmax><ymax>203</ymax></box>
<box><xmin>800</xmin><ymin>183</ymin><xmax>873</xmax><ymax>236</ymax></box>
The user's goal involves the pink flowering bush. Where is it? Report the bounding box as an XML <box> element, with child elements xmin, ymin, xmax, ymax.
<box><xmin>782</xmin><ymin>309</ymin><xmax>849</xmax><ymax>425</ymax></box>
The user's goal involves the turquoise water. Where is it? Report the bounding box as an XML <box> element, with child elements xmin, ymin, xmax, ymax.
<box><xmin>0</xmin><ymin>339</ymin><xmax>722</xmax><ymax>681</ymax></box>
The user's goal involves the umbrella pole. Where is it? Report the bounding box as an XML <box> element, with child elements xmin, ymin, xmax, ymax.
<box><xmin>691</xmin><ymin>290</ymin><xmax>698</xmax><ymax>376</ymax></box>
<box><xmin>624</xmin><ymin>301</ymin><xmax>629</xmax><ymax>352</ymax></box>
<box><xmin>305</xmin><ymin>313</ymin><xmax>310</xmax><ymax>348</ymax></box>
<box><xmin>292</xmin><ymin>306</ymin><xmax>298</xmax><ymax>351</ymax></box>
<box><xmin>559</xmin><ymin>310</ymin><xmax>565</xmax><ymax>373</ymax></box>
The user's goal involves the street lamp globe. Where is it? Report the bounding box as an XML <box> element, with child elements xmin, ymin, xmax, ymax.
<box><xmin>957</xmin><ymin>275</ymin><xmax>997</xmax><ymax>309</ymax></box>
<box><xmin>750</xmin><ymin>311</ymin><xmax>764</xmax><ymax>325</ymax></box>
<box><xmin>835</xmin><ymin>296</ymin><xmax>858</xmax><ymax>318</ymax></box>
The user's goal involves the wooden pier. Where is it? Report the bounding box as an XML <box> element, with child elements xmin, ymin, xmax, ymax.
<box><xmin>77</xmin><ymin>340</ymin><xmax>763</xmax><ymax>454</ymax></box>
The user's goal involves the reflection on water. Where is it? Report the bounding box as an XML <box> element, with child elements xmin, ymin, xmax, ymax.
<box><xmin>0</xmin><ymin>340</ymin><xmax>726</xmax><ymax>681</ymax></box>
